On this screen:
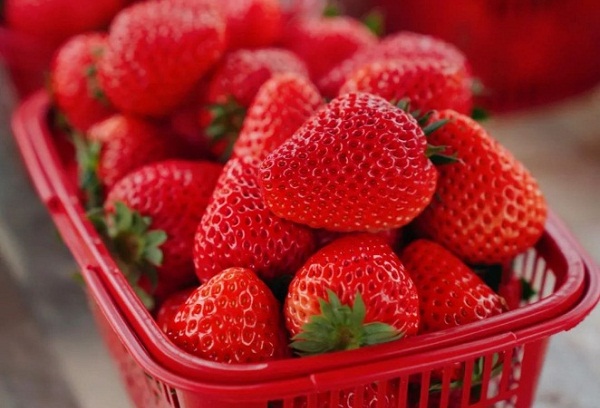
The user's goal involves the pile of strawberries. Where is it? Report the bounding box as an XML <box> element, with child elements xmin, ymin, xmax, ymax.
<box><xmin>45</xmin><ymin>0</ymin><xmax>547</xmax><ymax>386</ymax></box>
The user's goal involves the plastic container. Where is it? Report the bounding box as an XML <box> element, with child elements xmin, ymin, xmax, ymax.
<box><xmin>11</xmin><ymin>91</ymin><xmax>600</xmax><ymax>407</ymax></box>
<box><xmin>373</xmin><ymin>0</ymin><xmax>600</xmax><ymax>112</ymax></box>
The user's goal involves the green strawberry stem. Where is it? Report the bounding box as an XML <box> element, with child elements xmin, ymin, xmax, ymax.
<box><xmin>72</xmin><ymin>131</ymin><xmax>104</xmax><ymax>210</ymax></box>
<box><xmin>205</xmin><ymin>96</ymin><xmax>246</xmax><ymax>162</ymax></box>
<box><xmin>85</xmin><ymin>63</ymin><xmax>111</xmax><ymax>107</ymax></box>
<box><xmin>291</xmin><ymin>289</ymin><xmax>402</xmax><ymax>356</ymax></box>
<box><xmin>88</xmin><ymin>201</ymin><xmax>167</xmax><ymax>310</ymax></box>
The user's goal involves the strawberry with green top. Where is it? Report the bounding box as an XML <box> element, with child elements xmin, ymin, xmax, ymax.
<box><xmin>78</xmin><ymin>114</ymin><xmax>179</xmax><ymax>208</ymax></box>
<box><xmin>98</xmin><ymin>0</ymin><xmax>226</xmax><ymax>117</ymax></box>
<box><xmin>50</xmin><ymin>33</ymin><xmax>115</xmax><ymax>132</ymax></box>
<box><xmin>285</xmin><ymin>234</ymin><xmax>419</xmax><ymax>355</ymax></box>
<box><xmin>259</xmin><ymin>92</ymin><xmax>443</xmax><ymax>233</ymax></box>
<box><xmin>339</xmin><ymin>58</ymin><xmax>474</xmax><ymax>115</ymax></box>
<box><xmin>232</xmin><ymin>73</ymin><xmax>323</xmax><ymax>160</ymax></box>
<box><xmin>102</xmin><ymin>160</ymin><xmax>222</xmax><ymax>306</ymax></box>
<box><xmin>201</xmin><ymin>47</ymin><xmax>309</xmax><ymax>160</ymax></box>
<box><xmin>164</xmin><ymin>267</ymin><xmax>289</xmax><ymax>363</ymax></box>
<box><xmin>401</xmin><ymin>239</ymin><xmax>506</xmax><ymax>333</ymax></box>
<box><xmin>413</xmin><ymin>109</ymin><xmax>548</xmax><ymax>265</ymax></box>
<box><xmin>193</xmin><ymin>156</ymin><xmax>316</xmax><ymax>283</ymax></box>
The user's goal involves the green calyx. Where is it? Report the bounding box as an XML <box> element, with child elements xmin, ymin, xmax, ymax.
<box><xmin>88</xmin><ymin>201</ymin><xmax>167</xmax><ymax>309</ymax></box>
<box><xmin>85</xmin><ymin>63</ymin><xmax>110</xmax><ymax>107</ymax></box>
<box><xmin>291</xmin><ymin>289</ymin><xmax>402</xmax><ymax>356</ymax></box>
<box><xmin>205</xmin><ymin>96</ymin><xmax>246</xmax><ymax>162</ymax></box>
<box><xmin>72</xmin><ymin>132</ymin><xmax>104</xmax><ymax>210</ymax></box>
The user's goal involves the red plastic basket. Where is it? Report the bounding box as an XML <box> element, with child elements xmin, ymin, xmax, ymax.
<box><xmin>11</xmin><ymin>91</ymin><xmax>600</xmax><ymax>408</ymax></box>
<box><xmin>373</xmin><ymin>0</ymin><xmax>600</xmax><ymax>112</ymax></box>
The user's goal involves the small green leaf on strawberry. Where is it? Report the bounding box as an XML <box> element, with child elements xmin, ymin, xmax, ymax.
<box><xmin>291</xmin><ymin>289</ymin><xmax>402</xmax><ymax>356</ymax></box>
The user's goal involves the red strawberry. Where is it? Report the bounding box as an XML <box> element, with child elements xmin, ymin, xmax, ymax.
<box><xmin>259</xmin><ymin>92</ymin><xmax>438</xmax><ymax>232</ymax></box>
<box><xmin>413</xmin><ymin>110</ymin><xmax>548</xmax><ymax>265</ymax></box>
<box><xmin>400</xmin><ymin>239</ymin><xmax>506</xmax><ymax>333</ymax></box>
<box><xmin>318</xmin><ymin>31</ymin><xmax>470</xmax><ymax>98</ymax></box>
<box><xmin>285</xmin><ymin>234</ymin><xmax>419</xmax><ymax>355</ymax></box>
<box><xmin>281</xmin><ymin>16</ymin><xmax>377</xmax><ymax>82</ymax></box>
<box><xmin>219</xmin><ymin>0</ymin><xmax>283</xmax><ymax>50</ymax></box>
<box><xmin>80</xmin><ymin>114</ymin><xmax>179</xmax><ymax>207</ymax></box>
<box><xmin>202</xmin><ymin>47</ymin><xmax>309</xmax><ymax>159</ymax></box>
<box><xmin>314</xmin><ymin>228</ymin><xmax>403</xmax><ymax>252</ymax></box>
<box><xmin>104</xmin><ymin>160</ymin><xmax>222</xmax><ymax>303</ymax></box>
<box><xmin>49</xmin><ymin>33</ymin><xmax>115</xmax><ymax>132</ymax></box>
<box><xmin>280</xmin><ymin>0</ymin><xmax>325</xmax><ymax>23</ymax></box>
<box><xmin>193</xmin><ymin>156</ymin><xmax>316</xmax><ymax>283</ymax></box>
<box><xmin>339</xmin><ymin>58</ymin><xmax>474</xmax><ymax>115</ymax></box>
<box><xmin>4</xmin><ymin>0</ymin><xmax>126</xmax><ymax>45</ymax></box>
<box><xmin>232</xmin><ymin>73</ymin><xmax>323</xmax><ymax>160</ymax></box>
<box><xmin>98</xmin><ymin>1</ymin><xmax>225</xmax><ymax>117</ymax></box>
<box><xmin>155</xmin><ymin>287</ymin><xmax>196</xmax><ymax>332</ymax></box>
<box><xmin>164</xmin><ymin>267</ymin><xmax>289</xmax><ymax>363</ymax></box>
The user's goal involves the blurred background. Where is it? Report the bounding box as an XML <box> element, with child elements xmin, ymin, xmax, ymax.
<box><xmin>1</xmin><ymin>0</ymin><xmax>599</xmax><ymax>407</ymax></box>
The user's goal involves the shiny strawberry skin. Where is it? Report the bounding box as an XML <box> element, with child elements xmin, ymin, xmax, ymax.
<box><xmin>50</xmin><ymin>33</ymin><xmax>115</xmax><ymax>132</ymax></box>
<box><xmin>219</xmin><ymin>0</ymin><xmax>283</xmax><ymax>50</ymax></box>
<box><xmin>155</xmin><ymin>286</ymin><xmax>196</xmax><ymax>332</ymax></box>
<box><xmin>206</xmin><ymin>48</ymin><xmax>309</xmax><ymax>108</ymax></box>
<box><xmin>413</xmin><ymin>110</ymin><xmax>548</xmax><ymax>264</ymax></box>
<box><xmin>232</xmin><ymin>73</ymin><xmax>323</xmax><ymax>160</ymax></box>
<box><xmin>105</xmin><ymin>160</ymin><xmax>222</xmax><ymax>295</ymax></box>
<box><xmin>98</xmin><ymin>1</ymin><xmax>226</xmax><ymax>116</ymax></box>
<box><xmin>259</xmin><ymin>92</ymin><xmax>438</xmax><ymax>232</ymax></box>
<box><xmin>318</xmin><ymin>31</ymin><xmax>470</xmax><ymax>98</ymax></box>
<box><xmin>284</xmin><ymin>234</ymin><xmax>420</xmax><ymax>338</ymax></box>
<box><xmin>339</xmin><ymin>58</ymin><xmax>473</xmax><ymax>115</ymax></box>
<box><xmin>87</xmin><ymin>114</ymin><xmax>180</xmax><ymax>191</ymax></box>
<box><xmin>165</xmin><ymin>267</ymin><xmax>289</xmax><ymax>363</ymax></box>
<box><xmin>193</xmin><ymin>156</ymin><xmax>316</xmax><ymax>283</ymax></box>
<box><xmin>401</xmin><ymin>239</ymin><xmax>506</xmax><ymax>334</ymax></box>
<box><xmin>281</xmin><ymin>16</ymin><xmax>377</xmax><ymax>82</ymax></box>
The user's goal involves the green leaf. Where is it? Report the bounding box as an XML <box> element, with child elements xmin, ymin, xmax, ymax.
<box><xmin>362</xmin><ymin>9</ymin><xmax>384</xmax><ymax>37</ymax></box>
<box><xmin>422</xmin><ymin>118</ymin><xmax>449</xmax><ymax>136</ymax></box>
<box><xmin>471</xmin><ymin>106</ymin><xmax>490</xmax><ymax>121</ymax></box>
<box><xmin>520</xmin><ymin>278</ymin><xmax>537</xmax><ymax>301</ymax></box>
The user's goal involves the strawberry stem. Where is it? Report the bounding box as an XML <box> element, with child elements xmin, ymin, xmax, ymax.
<box><xmin>205</xmin><ymin>96</ymin><xmax>246</xmax><ymax>162</ymax></box>
<box><xmin>291</xmin><ymin>289</ymin><xmax>402</xmax><ymax>356</ymax></box>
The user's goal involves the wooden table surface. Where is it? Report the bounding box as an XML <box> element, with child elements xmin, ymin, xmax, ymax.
<box><xmin>0</xmin><ymin>63</ymin><xmax>598</xmax><ymax>408</ymax></box>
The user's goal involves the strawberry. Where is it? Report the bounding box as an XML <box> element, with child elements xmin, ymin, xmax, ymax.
<box><xmin>412</xmin><ymin>110</ymin><xmax>547</xmax><ymax>265</ymax></box>
<box><xmin>193</xmin><ymin>156</ymin><xmax>316</xmax><ymax>283</ymax></box>
<box><xmin>314</xmin><ymin>228</ymin><xmax>403</xmax><ymax>252</ymax></box>
<box><xmin>339</xmin><ymin>58</ymin><xmax>474</xmax><ymax>115</ymax></box>
<box><xmin>218</xmin><ymin>0</ymin><xmax>283</xmax><ymax>50</ymax></box>
<box><xmin>202</xmin><ymin>47</ymin><xmax>309</xmax><ymax>159</ymax></box>
<box><xmin>97</xmin><ymin>1</ymin><xmax>225</xmax><ymax>117</ymax></box>
<box><xmin>164</xmin><ymin>267</ymin><xmax>289</xmax><ymax>363</ymax></box>
<box><xmin>280</xmin><ymin>0</ymin><xmax>325</xmax><ymax>23</ymax></box>
<box><xmin>79</xmin><ymin>114</ymin><xmax>179</xmax><ymax>207</ymax></box>
<box><xmin>259</xmin><ymin>92</ymin><xmax>438</xmax><ymax>232</ymax></box>
<box><xmin>232</xmin><ymin>73</ymin><xmax>323</xmax><ymax>160</ymax></box>
<box><xmin>400</xmin><ymin>239</ymin><xmax>506</xmax><ymax>333</ymax></box>
<box><xmin>280</xmin><ymin>16</ymin><xmax>377</xmax><ymax>82</ymax></box>
<box><xmin>318</xmin><ymin>31</ymin><xmax>470</xmax><ymax>98</ymax></box>
<box><xmin>4</xmin><ymin>0</ymin><xmax>126</xmax><ymax>45</ymax></box>
<box><xmin>155</xmin><ymin>287</ymin><xmax>196</xmax><ymax>332</ymax></box>
<box><xmin>103</xmin><ymin>160</ymin><xmax>222</xmax><ymax>303</ymax></box>
<box><xmin>285</xmin><ymin>233</ymin><xmax>419</xmax><ymax>355</ymax></box>
<box><xmin>49</xmin><ymin>33</ymin><xmax>115</xmax><ymax>132</ymax></box>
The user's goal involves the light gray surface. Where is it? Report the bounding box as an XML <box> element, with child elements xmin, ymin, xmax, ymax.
<box><xmin>0</xmin><ymin>62</ymin><xmax>599</xmax><ymax>408</ymax></box>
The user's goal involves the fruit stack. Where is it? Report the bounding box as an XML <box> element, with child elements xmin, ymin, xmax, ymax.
<box><xmin>15</xmin><ymin>0</ymin><xmax>591</xmax><ymax>407</ymax></box>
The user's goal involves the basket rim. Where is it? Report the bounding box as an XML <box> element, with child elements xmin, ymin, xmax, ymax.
<box><xmin>11</xmin><ymin>90</ymin><xmax>600</xmax><ymax>391</ymax></box>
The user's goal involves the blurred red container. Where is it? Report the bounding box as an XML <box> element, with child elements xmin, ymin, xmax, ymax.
<box><xmin>375</xmin><ymin>0</ymin><xmax>600</xmax><ymax>112</ymax></box>
<box><xmin>11</xmin><ymin>91</ymin><xmax>600</xmax><ymax>407</ymax></box>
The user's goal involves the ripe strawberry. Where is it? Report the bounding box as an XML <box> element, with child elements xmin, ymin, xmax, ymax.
<box><xmin>412</xmin><ymin>110</ymin><xmax>547</xmax><ymax>265</ymax></box>
<box><xmin>400</xmin><ymin>239</ymin><xmax>506</xmax><ymax>333</ymax></box>
<box><xmin>318</xmin><ymin>31</ymin><xmax>470</xmax><ymax>98</ymax></box>
<box><xmin>103</xmin><ymin>160</ymin><xmax>222</xmax><ymax>303</ymax></box>
<box><xmin>285</xmin><ymin>234</ymin><xmax>419</xmax><ymax>355</ymax></box>
<box><xmin>49</xmin><ymin>33</ymin><xmax>115</xmax><ymax>132</ymax></box>
<box><xmin>193</xmin><ymin>156</ymin><xmax>316</xmax><ymax>283</ymax></box>
<box><xmin>259</xmin><ymin>92</ymin><xmax>438</xmax><ymax>232</ymax></box>
<box><xmin>79</xmin><ymin>114</ymin><xmax>179</xmax><ymax>207</ymax></box>
<box><xmin>4</xmin><ymin>0</ymin><xmax>126</xmax><ymax>45</ymax></box>
<box><xmin>280</xmin><ymin>16</ymin><xmax>377</xmax><ymax>82</ymax></box>
<box><xmin>155</xmin><ymin>287</ymin><xmax>196</xmax><ymax>332</ymax></box>
<box><xmin>232</xmin><ymin>73</ymin><xmax>323</xmax><ymax>160</ymax></box>
<box><xmin>219</xmin><ymin>0</ymin><xmax>283</xmax><ymax>50</ymax></box>
<box><xmin>314</xmin><ymin>228</ymin><xmax>403</xmax><ymax>252</ymax></box>
<box><xmin>280</xmin><ymin>0</ymin><xmax>325</xmax><ymax>23</ymax></box>
<box><xmin>164</xmin><ymin>267</ymin><xmax>289</xmax><ymax>363</ymax></box>
<box><xmin>202</xmin><ymin>47</ymin><xmax>309</xmax><ymax>159</ymax></box>
<box><xmin>97</xmin><ymin>1</ymin><xmax>225</xmax><ymax>117</ymax></box>
<box><xmin>339</xmin><ymin>58</ymin><xmax>474</xmax><ymax>115</ymax></box>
